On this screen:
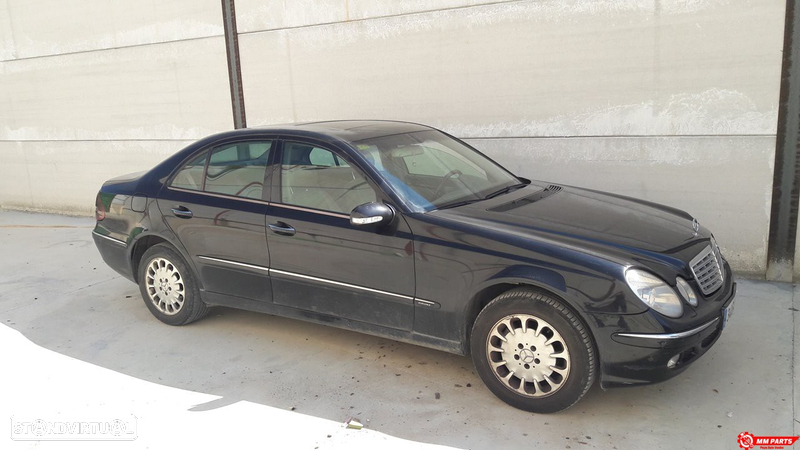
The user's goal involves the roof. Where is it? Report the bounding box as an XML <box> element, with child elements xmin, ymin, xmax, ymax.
<box><xmin>252</xmin><ymin>120</ymin><xmax>434</xmax><ymax>142</ymax></box>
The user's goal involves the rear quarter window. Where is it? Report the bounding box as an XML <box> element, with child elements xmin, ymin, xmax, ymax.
<box><xmin>170</xmin><ymin>152</ymin><xmax>208</xmax><ymax>191</ymax></box>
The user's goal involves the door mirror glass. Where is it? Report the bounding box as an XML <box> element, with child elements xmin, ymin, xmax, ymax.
<box><xmin>350</xmin><ymin>202</ymin><xmax>394</xmax><ymax>226</ymax></box>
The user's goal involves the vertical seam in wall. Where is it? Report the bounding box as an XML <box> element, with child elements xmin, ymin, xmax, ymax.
<box><xmin>767</xmin><ymin>0</ymin><xmax>800</xmax><ymax>279</ymax></box>
<box><xmin>4</xmin><ymin>0</ymin><xmax>19</xmax><ymax>60</ymax></box>
<box><xmin>285</xmin><ymin>34</ymin><xmax>297</xmax><ymax>123</ymax></box>
<box><xmin>653</xmin><ymin>0</ymin><xmax>662</xmax><ymax>119</ymax></box>
<box><xmin>222</xmin><ymin>0</ymin><xmax>247</xmax><ymax>129</ymax></box>
<box><xmin>20</xmin><ymin>144</ymin><xmax>34</xmax><ymax>206</ymax></box>
<box><xmin>793</xmin><ymin>285</ymin><xmax>797</xmax><ymax>435</ymax></box>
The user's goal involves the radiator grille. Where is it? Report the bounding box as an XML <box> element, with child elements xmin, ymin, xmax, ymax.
<box><xmin>689</xmin><ymin>243</ymin><xmax>724</xmax><ymax>295</ymax></box>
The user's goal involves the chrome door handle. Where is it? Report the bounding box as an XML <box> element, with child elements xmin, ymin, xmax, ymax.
<box><xmin>171</xmin><ymin>207</ymin><xmax>193</xmax><ymax>219</ymax></box>
<box><xmin>269</xmin><ymin>222</ymin><xmax>296</xmax><ymax>236</ymax></box>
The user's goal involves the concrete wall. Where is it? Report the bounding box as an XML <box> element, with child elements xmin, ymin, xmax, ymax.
<box><xmin>236</xmin><ymin>0</ymin><xmax>784</xmax><ymax>275</ymax></box>
<box><xmin>0</xmin><ymin>0</ymin><xmax>231</xmax><ymax>214</ymax></box>
<box><xmin>0</xmin><ymin>0</ymin><xmax>787</xmax><ymax>276</ymax></box>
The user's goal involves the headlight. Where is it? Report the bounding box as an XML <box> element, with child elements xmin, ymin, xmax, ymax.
<box><xmin>624</xmin><ymin>269</ymin><xmax>684</xmax><ymax>318</ymax></box>
<box><xmin>675</xmin><ymin>277</ymin><xmax>698</xmax><ymax>307</ymax></box>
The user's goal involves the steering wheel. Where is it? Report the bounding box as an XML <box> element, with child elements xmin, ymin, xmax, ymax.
<box><xmin>432</xmin><ymin>169</ymin><xmax>462</xmax><ymax>199</ymax></box>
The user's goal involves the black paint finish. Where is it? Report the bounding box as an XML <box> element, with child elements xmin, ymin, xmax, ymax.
<box><xmin>92</xmin><ymin>120</ymin><xmax>736</xmax><ymax>388</ymax></box>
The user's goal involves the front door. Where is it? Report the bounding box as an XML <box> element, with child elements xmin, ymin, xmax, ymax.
<box><xmin>266</xmin><ymin>139</ymin><xmax>415</xmax><ymax>330</ymax></box>
<box><xmin>158</xmin><ymin>139</ymin><xmax>274</xmax><ymax>302</ymax></box>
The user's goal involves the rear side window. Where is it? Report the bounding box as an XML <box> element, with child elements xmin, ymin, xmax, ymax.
<box><xmin>170</xmin><ymin>152</ymin><xmax>208</xmax><ymax>191</ymax></box>
<box><xmin>169</xmin><ymin>141</ymin><xmax>272</xmax><ymax>200</ymax></box>
<box><xmin>205</xmin><ymin>141</ymin><xmax>272</xmax><ymax>199</ymax></box>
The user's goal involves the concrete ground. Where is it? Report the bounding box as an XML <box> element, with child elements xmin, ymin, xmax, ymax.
<box><xmin>0</xmin><ymin>210</ymin><xmax>796</xmax><ymax>449</ymax></box>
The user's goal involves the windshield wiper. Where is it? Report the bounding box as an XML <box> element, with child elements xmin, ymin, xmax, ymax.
<box><xmin>436</xmin><ymin>198</ymin><xmax>484</xmax><ymax>210</ymax></box>
<box><xmin>483</xmin><ymin>183</ymin><xmax>528</xmax><ymax>200</ymax></box>
<box><xmin>437</xmin><ymin>183</ymin><xmax>528</xmax><ymax>210</ymax></box>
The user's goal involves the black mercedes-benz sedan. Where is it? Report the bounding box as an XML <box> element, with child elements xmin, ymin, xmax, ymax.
<box><xmin>92</xmin><ymin>120</ymin><xmax>735</xmax><ymax>412</ymax></box>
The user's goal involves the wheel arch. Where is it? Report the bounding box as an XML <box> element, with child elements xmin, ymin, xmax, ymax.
<box><xmin>463</xmin><ymin>273</ymin><xmax>598</xmax><ymax>365</ymax></box>
<box><xmin>129</xmin><ymin>232</ymin><xmax>199</xmax><ymax>288</ymax></box>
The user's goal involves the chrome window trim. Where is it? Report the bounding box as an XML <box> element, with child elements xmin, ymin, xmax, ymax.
<box><xmin>166</xmin><ymin>187</ymin><xmax>351</xmax><ymax>218</ymax></box>
<box><xmin>167</xmin><ymin>186</ymin><xmax>269</xmax><ymax>205</ymax></box>
<box><xmin>270</xmin><ymin>202</ymin><xmax>350</xmax><ymax>219</ymax></box>
<box><xmin>617</xmin><ymin>318</ymin><xmax>719</xmax><ymax>340</ymax></box>
<box><xmin>92</xmin><ymin>231</ymin><xmax>127</xmax><ymax>247</ymax></box>
<box><xmin>198</xmin><ymin>256</ymin><xmax>270</xmax><ymax>272</ymax></box>
<box><xmin>269</xmin><ymin>268</ymin><xmax>413</xmax><ymax>300</ymax></box>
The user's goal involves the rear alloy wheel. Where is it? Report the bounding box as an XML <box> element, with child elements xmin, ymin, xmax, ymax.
<box><xmin>145</xmin><ymin>257</ymin><xmax>186</xmax><ymax>315</ymax></box>
<box><xmin>471</xmin><ymin>288</ymin><xmax>596</xmax><ymax>413</ymax></box>
<box><xmin>138</xmin><ymin>244</ymin><xmax>209</xmax><ymax>326</ymax></box>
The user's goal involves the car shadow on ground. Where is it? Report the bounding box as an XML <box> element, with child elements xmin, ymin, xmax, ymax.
<box><xmin>5</xmin><ymin>276</ymin><xmax>794</xmax><ymax>450</ymax></box>
<box><xmin>0</xmin><ymin>215</ymin><xmax>794</xmax><ymax>449</ymax></box>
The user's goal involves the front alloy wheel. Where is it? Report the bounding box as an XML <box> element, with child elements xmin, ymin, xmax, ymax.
<box><xmin>471</xmin><ymin>288</ymin><xmax>596</xmax><ymax>413</ymax></box>
<box><xmin>487</xmin><ymin>314</ymin><xmax>571</xmax><ymax>397</ymax></box>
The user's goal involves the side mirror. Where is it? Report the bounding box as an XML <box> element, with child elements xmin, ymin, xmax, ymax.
<box><xmin>350</xmin><ymin>202</ymin><xmax>395</xmax><ymax>226</ymax></box>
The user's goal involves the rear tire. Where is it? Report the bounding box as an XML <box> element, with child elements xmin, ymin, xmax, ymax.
<box><xmin>470</xmin><ymin>288</ymin><xmax>596</xmax><ymax>413</ymax></box>
<box><xmin>137</xmin><ymin>244</ymin><xmax>209</xmax><ymax>326</ymax></box>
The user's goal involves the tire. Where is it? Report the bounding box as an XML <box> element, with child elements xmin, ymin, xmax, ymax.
<box><xmin>470</xmin><ymin>288</ymin><xmax>596</xmax><ymax>413</ymax></box>
<box><xmin>137</xmin><ymin>243</ymin><xmax>209</xmax><ymax>326</ymax></box>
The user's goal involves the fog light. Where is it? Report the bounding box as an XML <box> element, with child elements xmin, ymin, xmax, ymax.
<box><xmin>667</xmin><ymin>354</ymin><xmax>680</xmax><ymax>369</ymax></box>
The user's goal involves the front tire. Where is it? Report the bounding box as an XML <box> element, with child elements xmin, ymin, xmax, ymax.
<box><xmin>137</xmin><ymin>244</ymin><xmax>209</xmax><ymax>326</ymax></box>
<box><xmin>470</xmin><ymin>288</ymin><xmax>596</xmax><ymax>413</ymax></box>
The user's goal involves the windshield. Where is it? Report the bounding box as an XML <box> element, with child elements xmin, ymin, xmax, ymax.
<box><xmin>353</xmin><ymin>130</ymin><xmax>521</xmax><ymax>212</ymax></box>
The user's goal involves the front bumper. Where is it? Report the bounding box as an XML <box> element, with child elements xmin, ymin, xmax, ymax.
<box><xmin>595</xmin><ymin>281</ymin><xmax>736</xmax><ymax>388</ymax></box>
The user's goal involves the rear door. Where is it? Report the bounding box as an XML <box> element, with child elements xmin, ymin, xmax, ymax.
<box><xmin>158</xmin><ymin>139</ymin><xmax>275</xmax><ymax>302</ymax></box>
<box><xmin>265</xmin><ymin>139</ymin><xmax>416</xmax><ymax>330</ymax></box>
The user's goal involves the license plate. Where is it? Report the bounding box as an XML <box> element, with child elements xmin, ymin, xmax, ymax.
<box><xmin>722</xmin><ymin>300</ymin><xmax>735</xmax><ymax>330</ymax></box>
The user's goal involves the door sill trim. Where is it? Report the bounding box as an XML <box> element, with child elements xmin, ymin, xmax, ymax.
<box><xmin>196</xmin><ymin>257</ymin><xmax>416</xmax><ymax>302</ymax></box>
<box><xmin>198</xmin><ymin>255</ymin><xmax>270</xmax><ymax>272</ymax></box>
<box><xmin>270</xmin><ymin>268</ymin><xmax>413</xmax><ymax>301</ymax></box>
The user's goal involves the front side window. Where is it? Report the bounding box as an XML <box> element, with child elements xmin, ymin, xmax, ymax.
<box><xmin>281</xmin><ymin>142</ymin><xmax>376</xmax><ymax>214</ymax></box>
<box><xmin>353</xmin><ymin>130</ymin><xmax>519</xmax><ymax>211</ymax></box>
<box><xmin>169</xmin><ymin>141</ymin><xmax>272</xmax><ymax>200</ymax></box>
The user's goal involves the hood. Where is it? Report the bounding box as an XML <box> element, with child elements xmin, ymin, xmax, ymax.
<box><xmin>430</xmin><ymin>182</ymin><xmax>705</xmax><ymax>262</ymax></box>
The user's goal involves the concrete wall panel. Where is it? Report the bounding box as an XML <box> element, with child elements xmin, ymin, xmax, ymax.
<box><xmin>794</xmin><ymin>210</ymin><xmax>800</xmax><ymax>280</ymax></box>
<box><xmin>0</xmin><ymin>0</ymin><xmax>786</xmax><ymax>277</ymax></box>
<box><xmin>0</xmin><ymin>140</ymin><xmax>192</xmax><ymax>214</ymax></box>
<box><xmin>235</xmin><ymin>0</ymin><xmax>347</xmax><ymax>33</ymax></box>
<box><xmin>240</xmin><ymin>0</ymin><xmax>784</xmax><ymax>137</ymax></box>
<box><xmin>0</xmin><ymin>0</ymin><xmax>223</xmax><ymax>61</ymax></box>
<box><xmin>346</xmin><ymin>1</ymin><xmax>511</xmax><ymax>21</ymax></box>
<box><xmin>466</xmin><ymin>136</ymin><xmax>775</xmax><ymax>274</ymax></box>
<box><xmin>0</xmin><ymin>0</ymin><xmax>13</xmax><ymax>61</ymax></box>
<box><xmin>0</xmin><ymin>37</ymin><xmax>232</xmax><ymax>141</ymax></box>
<box><xmin>235</xmin><ymin>0</ymin><xmax>518</xmax><ymax>33</ymax></box>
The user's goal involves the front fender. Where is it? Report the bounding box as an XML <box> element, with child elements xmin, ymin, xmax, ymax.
<box><xmin>481</xmin><ymin>265</ymin><xmax>567</xmax><ymax>293</ymax></box>
<box><xmin>460</xmin><ymin>262</ymin><xmax>648</xmax><ymax>353</ymax></box>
